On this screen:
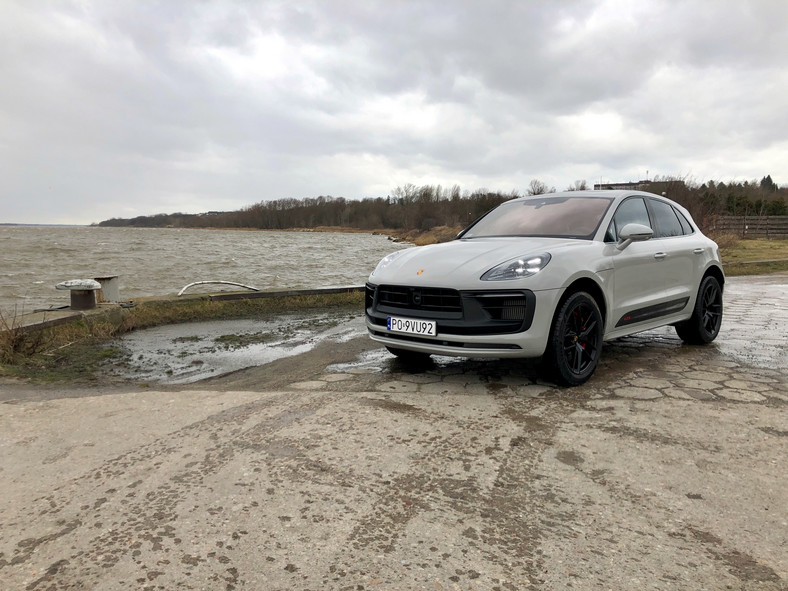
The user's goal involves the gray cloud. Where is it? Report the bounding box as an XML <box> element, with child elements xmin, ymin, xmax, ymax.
<box><xmin>1</xmin><ymin>0</ymin><xmax>786</xmax><ymax>224</ymax></box>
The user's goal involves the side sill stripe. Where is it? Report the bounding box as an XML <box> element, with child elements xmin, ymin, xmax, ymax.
<box><xmin>616</xmin><ymin>297</ymin><xmax>690</xmax><ymax>328</ymax></box>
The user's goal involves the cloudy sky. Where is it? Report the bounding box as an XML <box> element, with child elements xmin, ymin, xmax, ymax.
<box><xmin>1</xmin><ymin>1</ymin><xmax>786</xmax><ymax>225</ymax></box>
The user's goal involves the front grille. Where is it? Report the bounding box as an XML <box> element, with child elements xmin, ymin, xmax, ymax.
<box><xmin>377</xmin><ymin>285</ymin><xmax>462</xmax><ymax>313</ymax></box>
<box><xmin>366</xmin><ymin>284</ymin><xmax>536</xmax><ymax>336</ymax></box>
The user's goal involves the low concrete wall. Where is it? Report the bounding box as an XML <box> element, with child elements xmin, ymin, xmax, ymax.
<box><xmin>10</xmin><ymin>286</ymin><xmax>365</xmax><ymax>334</ymax></box>
<box><xmin>208</xmin><ymin>285</ymin><xmax>364</xmax><ymax>302</ymax></box>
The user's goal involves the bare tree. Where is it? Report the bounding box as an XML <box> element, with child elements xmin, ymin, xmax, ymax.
<box><xmin>566</xmin><ymin>179</ymin><xmax>588</xmax><ymax>191</ymax></box>
<box><xmin>528</xmin><ymin>179</ymin><xmax>549</xmax><ymax>195</ymax></box>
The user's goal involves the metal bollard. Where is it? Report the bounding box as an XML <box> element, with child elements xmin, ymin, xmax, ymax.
<box><xmin>55</xmin><ymin>279</ymin><xmax>102</xmax><ymax>311</ymax></box>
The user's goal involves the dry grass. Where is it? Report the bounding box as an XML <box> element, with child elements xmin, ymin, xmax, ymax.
<box><xmin>711</xmin><ymin>236</ymin><xmax>788</xmax><ymax>276</ymax></box>
<box><xmin>117</xmin><ymin>291</ymin><xmax>362</xmax><ymax>332</ymax></box>
<box><xmin>706</xmin><ymin>232</ymin><xmax>740</xmax><ymax>250</ymax></box>
<box><xmin>0</xmin><ymin>311</ymin><xmax>128</xmax><ymax>366</ymax></box>
<box><xmin>0</xmin><ymin>309</ymin><xmax>49</xmax><ymax>363</ymax></box>
<box><xmin>723</xmin><ymin>260</ymin><xmax>788</xmax><ymax>276</ymax></box>
<box><xmin>718</xmin><ymin>237</ymin><xmax>788</xmax><ymax>263</ymax></box>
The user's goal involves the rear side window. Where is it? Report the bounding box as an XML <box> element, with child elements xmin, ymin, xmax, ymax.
<box><xmin>674</xmin><ymin>208</ymin><xmax>694</xmax><ymax>234</ymax></box>
<box><xmin>649</xmin><ymin>198</ymin><xmax>684</xmax><ymax>238</ymax></box>
<box><xmin>607</xmin><ymin>197</ymin><xmax>651</xmax><ymax>242</ymax></box>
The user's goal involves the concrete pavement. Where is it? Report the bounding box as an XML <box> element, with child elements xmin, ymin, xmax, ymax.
<box><xmin>0</xmin><ymin>274</ymin><xmax>786</xmax><ymax>590</ymax></box>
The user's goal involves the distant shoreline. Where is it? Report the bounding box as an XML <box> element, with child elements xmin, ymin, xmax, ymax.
<box><xmin>3</xmin><ymin>223</ymin><xmax>461</xmax><ymax>245</ymax></box>
<box><xmin>0</xmin><ymin>223</ymin><xmax>88</xmax><ymax>227</ymax></box>
<box><xmin>115</xmin><ymin>224</ymin><xmax>462</xmax><ymax>245</ymax></box>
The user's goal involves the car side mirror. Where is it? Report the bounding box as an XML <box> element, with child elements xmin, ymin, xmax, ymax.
<box><xmin>616</xmin><ymin>223</ymin><xmax>653</xmax><ymax>250</ymax></box>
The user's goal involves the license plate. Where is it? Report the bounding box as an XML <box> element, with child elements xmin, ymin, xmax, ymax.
<box><xmin>387</xmin><ymin>316</ymin><xmax>437</xmax><ymax>337</ymax></box>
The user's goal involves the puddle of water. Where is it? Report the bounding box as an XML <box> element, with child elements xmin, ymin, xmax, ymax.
<box><xmin>107</xmin><ymin>312</ymin><xmax>366</xmax><ymax>384</ymax></box>
<box><xmin>326</xmin><ymin>348</ymin><xmax>390</xmax><ymax>374</ymax></box>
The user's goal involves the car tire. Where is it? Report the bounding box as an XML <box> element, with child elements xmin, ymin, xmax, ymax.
<box><xmin>543</xmin><ymin>291</ymin><xmax>603</xmax><ymax>387</ymax></box>
<box><xmin>675</xmin><ymin>275</ymin><xmax>723</xmax><ymax>344</ymax></box>
<box><xmin>385</xmin><ymin>346</ymin><xmax>432</xmax><ymax>364</ymax></box>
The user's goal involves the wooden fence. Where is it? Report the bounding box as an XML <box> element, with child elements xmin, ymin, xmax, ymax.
<box><xmin>708</xmin><ymin>216</ymin><xmax>788</xmax><ymax>239</ymax></box>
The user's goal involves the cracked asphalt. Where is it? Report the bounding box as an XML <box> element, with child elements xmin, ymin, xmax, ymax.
<box><xmin>1</xmin><ymin>274</ymin><xmax>786</xmax><ymax>590</ymax></box>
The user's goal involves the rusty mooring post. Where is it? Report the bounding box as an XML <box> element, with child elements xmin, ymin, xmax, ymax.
<box><xmin>55</xmin><ymin>279</ymin><xmax>102</xmax><ymax>311</ymax></box>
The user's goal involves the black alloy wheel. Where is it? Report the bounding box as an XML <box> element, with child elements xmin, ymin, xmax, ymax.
<box><xmin>545</xmin><ymin>291</ymin><xmax>603</xmax><ymax>386</ymax></box>
<box><xmin>675</xmin><ymin>275</ymin><xmax>723</xmax><ymax>344</ymax></box>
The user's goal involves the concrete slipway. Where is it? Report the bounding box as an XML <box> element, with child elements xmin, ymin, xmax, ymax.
<box><xmin>0</xmin><ymin>275</ymin><xmax>786</xmax><ymax>590</ymax></box>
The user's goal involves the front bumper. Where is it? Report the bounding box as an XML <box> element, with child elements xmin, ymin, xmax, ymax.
<box><xmin>365</xmin><ymin>283</ymin><xmax>559</xmax><ymax>358</ymax></box>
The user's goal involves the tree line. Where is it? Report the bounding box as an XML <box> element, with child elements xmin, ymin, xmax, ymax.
<box><xmin>97</xmin><ymin>176</ymin><xmax>787</xmax><ymax>233</ymax></box>
<box><xmin>97</xmin><ymin>184</ymin><xmax>521</xmax><ymax>231</ymax></box>
<box><xmin>643</xmin><ymin>175</ymin><xmax>787</xmax><ymax>228</ymax></box>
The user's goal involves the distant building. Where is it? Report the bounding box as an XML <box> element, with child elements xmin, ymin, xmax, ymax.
<box><xmin>594</xmin><ymin>180</ymin><xmax>653</xmax><ymax>191</ymax></box>
<box><xmin>594</xmin><ymin>179</ymin><xmax>686</xmax><ymax>195</ymax></box>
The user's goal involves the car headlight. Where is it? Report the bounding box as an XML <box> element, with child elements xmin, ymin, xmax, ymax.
<box><xmin>481</xmin><ymin>253</ymin><xmax>551</xmax><ymax>281</ymax></box>
<box><xmin>371</xmin><ymin>249</ymin><xmax>408</xmax><ymax>276</ymax></box>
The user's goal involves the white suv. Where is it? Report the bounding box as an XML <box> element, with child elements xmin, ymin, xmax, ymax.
<box><xmin>366</xmin><ymin>190</ymin><xmax>723</xmax><ymax>386</ymax></box>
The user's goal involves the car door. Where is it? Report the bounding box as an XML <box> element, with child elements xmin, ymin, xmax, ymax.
<box><xmin>605</xmin><ymin>196</ymin><xmax>669</xmax><ymax>331</ymax></box>
<box><xmin>644</xmin><ymin>197</ymin><xmax>696</xmax><ymax>309</ymax></box>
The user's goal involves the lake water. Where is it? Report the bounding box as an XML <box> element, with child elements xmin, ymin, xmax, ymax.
<box><xmin>0</xmin><ymin>226</ymin><xmax>409</xmax><ymax>315</ymax></box>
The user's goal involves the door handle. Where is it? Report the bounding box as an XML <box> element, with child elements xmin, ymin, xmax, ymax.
<box><xmin>693</xmin><ymin>248</ymin><xmax>704</xmax><ymax>254</ymax></box>
<box><xmin>654</xmin><ymin>252</ymin><xmax>667</xmax><ymax>260</ymax></box>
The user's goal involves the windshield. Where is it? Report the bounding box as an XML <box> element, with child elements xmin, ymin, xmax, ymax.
<box><xmin>461</xmin><ymin>196</ymin><xmax>614</xmax><ymax>239</ymax></box>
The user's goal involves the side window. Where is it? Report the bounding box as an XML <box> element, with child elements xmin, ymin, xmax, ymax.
<box><xmin>674</xmin><ymin>207</ymin><xmax>694</xmax><ymax>235</ymax></box>
<box><xmin>649</xmin><ymin>198</ymin><xmax>684</xmax><ymax>238</ymax></box>
<box><xmin>607</xmin><ymin>197</ymin><xmax>651</xmax><ymax>242</ymax></box>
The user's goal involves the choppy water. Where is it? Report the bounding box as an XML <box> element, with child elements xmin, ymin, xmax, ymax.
<box><xmin>0</xmin><ymin>225</ymin><xmax>408</xmax><ymax>314</ymax></box>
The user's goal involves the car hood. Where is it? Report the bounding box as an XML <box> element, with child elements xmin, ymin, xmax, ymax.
<box><xmin>370</xmin><ymin>237</ymin><xmax>590</xmax><ymax>288</ymax></box>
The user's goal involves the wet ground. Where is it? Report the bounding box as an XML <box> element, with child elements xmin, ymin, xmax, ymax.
<box><xmin>106</xmin><ymin>273</ymin><xmax>786</xmax><ymax>390</ymax></box>
<box><xmin>0</xmin><ymin>274</ymin><xmax>786</xmax><ymax>590</ymax></box>
<box><xmin>105</xmin><ymin>310</ymin><xmax>362</xmax><ymax>384</ymax></box>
